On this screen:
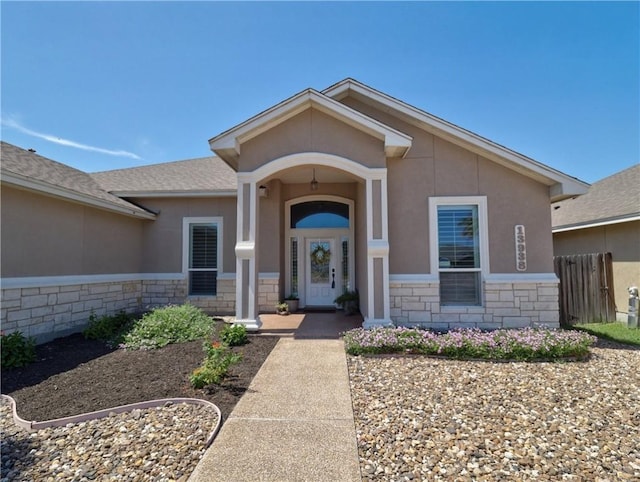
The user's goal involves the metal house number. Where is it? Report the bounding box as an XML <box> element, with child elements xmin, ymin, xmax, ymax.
<box><xmin>515</xmin><ymin>225</ymin><xmax>527</xmax><ymax>272</ymax></box>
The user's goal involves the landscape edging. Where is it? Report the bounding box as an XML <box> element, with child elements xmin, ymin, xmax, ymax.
<box><xmin>0</xmin><ymin>394</ymin><xmax>222</xmax><ymax>448</ymax></box>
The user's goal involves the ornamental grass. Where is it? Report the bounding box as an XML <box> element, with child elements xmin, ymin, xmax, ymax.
<box><xmin>343</xmin><ymin>327</ymin><xmax>596</xmax><ymax>361</ymax></box>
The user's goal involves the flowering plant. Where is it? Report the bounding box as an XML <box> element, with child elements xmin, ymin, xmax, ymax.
<box><xmin>343</xmin><ymin>327</ymin><xmax>596</xmax><ymax>361</ymax></box>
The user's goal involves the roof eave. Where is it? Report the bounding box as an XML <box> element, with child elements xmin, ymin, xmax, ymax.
<box><xmin>552</xmin><ymin>214</ymin><xmax>640</xmax><ymax>233</ymax></box>
<box><xmin>113</xmin><ymin>189</ymin><xmax>238</xmax><ymax>198</ymax></box>
<box><xmin>324</xmin><ymin>79</ymin><xmax>589</xmax><ymax>195</ymax></box>
<box><xmin>209</xmin><ymin>88</ymin><xmax>413</xmax><ymax>165</ymax></box>
<box><xmin>1</xmin><ymin>171</ymin><xmax>156</xmax><ymax>220</ymax></box>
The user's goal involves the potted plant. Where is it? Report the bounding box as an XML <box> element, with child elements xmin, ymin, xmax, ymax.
<box><xmin>284</xmin><ymin>294</ymin><xmax>299</xmax><ymax>313</ymax></box>
<box><xmin>275</xmin><ymin>301</ymin><xmax>289</xmax><ymax>315</ymax></box>
<box><xmin>334</xmin><ymin>290</ymin><xmax>359</xmax><ymax>316</ymax></box>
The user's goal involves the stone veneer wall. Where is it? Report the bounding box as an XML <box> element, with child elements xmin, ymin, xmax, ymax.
<box><xmin>389</xmin><ymin>280</ymin><xmax>560</xmax><ymax>330</ymax></box>
<box><xmin>1</xmin><ymin>274</ymin><xmax>281</xmax><ymax>343</ymax></box>
<box><xmin>257</xmin><ymin>276</ymin><xmax>280</xmax><ymax>313</ymax></box>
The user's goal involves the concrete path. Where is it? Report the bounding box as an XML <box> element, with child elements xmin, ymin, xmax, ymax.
<box><xmin>188</xmin><ymin>337</ymin><xmax>362</xmax><ymax>482</ymax></box>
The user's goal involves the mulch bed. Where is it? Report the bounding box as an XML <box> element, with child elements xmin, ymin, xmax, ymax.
<box><xmin>1</xmin><ymin>331</ymin><xmax>279</xmax><ymax>422</ymax></box>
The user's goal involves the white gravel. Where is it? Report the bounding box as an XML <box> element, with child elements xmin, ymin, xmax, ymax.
<box><xmin>348</xmin><ymin>341</ymin><xmax>640</xmax><ymax>481</ymax></box>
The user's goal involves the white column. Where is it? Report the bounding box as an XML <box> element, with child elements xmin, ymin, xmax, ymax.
<box><xmin>363</xmin><ymin>173</ymin><xmax>393</xmax><ymax>329</ymax></box>
<box><xmin>234</xmin><ymin>179</ymin><xmax>261</xmax><ymax>331</ymax></box>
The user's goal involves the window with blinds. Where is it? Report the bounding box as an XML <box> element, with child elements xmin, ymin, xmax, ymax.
<box><xmin>437</xmin><ymin>205</ymin><xmax>480</xmax><ymax>305</ymax></box>
<box><xmin>189</xmin><ymin>223</ymin><xmax>218</xmax><ymax>296</ymax></box>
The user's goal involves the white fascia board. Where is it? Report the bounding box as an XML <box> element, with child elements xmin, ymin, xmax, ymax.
<box><xmin>2</xmin><ymin>173</ymin><xmax>156</xmax><ymax>220</ymax></box>
<box><xmin>111</xmin><ymin>190</ymin><xmax>238</xmax><ymax>198</ymax></box>
<box><xmin>209</xmin><ymin>89</ymin><xmax>412</xmax><ymax>160</ymax></box>
<box><xmin>324</xmin><ymin>80</ymin><xmax>589</xmax><ymax>194</ymax></box>
<box><xmin>552</xmin><ymin>214</ymin><xmax>640</xmax><ymax>233</ymax></box>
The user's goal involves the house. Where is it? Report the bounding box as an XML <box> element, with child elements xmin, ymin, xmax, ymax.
<box><xmin>1</xmin><ymin>79</ymin><xmax>588</xmax><ymax>342</ymax></box>
<box><xmin>552</xmin><ymin>164</ymin><xmax>640</xmax><ymax>321</ymax></box>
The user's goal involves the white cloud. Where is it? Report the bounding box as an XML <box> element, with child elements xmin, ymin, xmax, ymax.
<box><xmin>1</xmin><ymin>117</ymin><xmax>141</xmax><ymax>160</ymax></box>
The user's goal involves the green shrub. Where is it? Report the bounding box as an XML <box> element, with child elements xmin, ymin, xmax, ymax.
<box><xmin>220</xmin><ymin>324</ymin><xmax>248</xmax><ymax>346</ymax></box>
<box><xmin>122</xmin><ymin>304</ymin><xmax>214</xmax><ymax>350</ymax></box>
<box><xmin>83</xmin><ymin>310</ymin><xmax>135</xmax><ymax>345</ymax></box>
<box><xmin>1</xmin><ymin>331</ymin><xmax>36</xmax><ymax>369</ymax></box>
<box><xmin>190</xmin><ymin>341</ymin><xmax>242</xmax><ymax>388</ymax></box>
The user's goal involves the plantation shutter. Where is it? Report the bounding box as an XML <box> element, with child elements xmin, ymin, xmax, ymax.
<box><xmin>437</xmin><ymin>206</ymin><xmax>480</xmax><ymax>305</ymax></box>
<box><xmin>189</xmin><ymin>224</ymin><xmax>218</xmax><ymax>295</ymax></box>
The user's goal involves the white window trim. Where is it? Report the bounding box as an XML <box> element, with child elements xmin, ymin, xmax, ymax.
<box><xmin>428</xmin><ymin>196</ymin><xmax>490</xmax><ymax>305</ymax></box>
<box><xmin>182</xmin><ymin>217</ymin><xmax>223</xmax><ymax>296</ymax></box>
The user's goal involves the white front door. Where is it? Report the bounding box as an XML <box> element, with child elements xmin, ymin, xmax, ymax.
<box><xmin>305</xmin><ymin>239</ymin><xmax>336</xmax><ymax>306</ymax></box>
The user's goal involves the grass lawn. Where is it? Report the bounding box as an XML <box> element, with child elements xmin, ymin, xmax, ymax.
<box><xmin>574</xmin><ymin>322</ymin><xmax>640</xmax><ymax>347</ymax></box>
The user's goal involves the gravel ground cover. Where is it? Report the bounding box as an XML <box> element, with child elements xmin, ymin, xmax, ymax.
<box><xmin>1</xmin><ymin>400</ymin><xmax>217</xmax><ymax>482</ymax></box>
<box><xmin>348</xmin><ymin>339</ymin><xmax>640</xmax><ymax>481</ymax></box>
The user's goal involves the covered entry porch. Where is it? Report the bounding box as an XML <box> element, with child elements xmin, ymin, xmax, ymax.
<box><xmin>233</xmin><ymin>152</ymin><xmax>393</xmax><ymax>331</ymax></box>
<box><xmin>258</xmin><ymin>311</ymin><xmax>364</xmax><ymax>339</ymax></box>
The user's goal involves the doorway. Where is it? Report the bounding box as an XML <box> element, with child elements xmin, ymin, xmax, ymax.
<box><xmin>285</xmin><ymin>196</ymin><xmax>354</xmax><ymax>309</ymax></box>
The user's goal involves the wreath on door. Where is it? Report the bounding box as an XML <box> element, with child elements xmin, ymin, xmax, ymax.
<box><xmin>310</xmin><ymin>244</ymin><xmax>331</xmax><ymax>265</ymax></box>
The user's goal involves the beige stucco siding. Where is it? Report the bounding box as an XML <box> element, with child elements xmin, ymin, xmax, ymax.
<box><xmin>238</xmin><ymin>108</ymin><xmax>386</xmax><ymax>172</ymax></box>
<box><xmin>553</xmin><ymin>221</ymin><xmax>640</xmax><ymax>313</ymax></box>
<box><xmin>1</xmin><ymin>186</ymin><xmax>144</xmax><ymax>277</ymax></box>
<box><xmin>478</xmin><ymin>157</ymin><xmax>554</xmax><ymax>273</ymax></box>
<box><xmin>132</xmin><ymin>197</ymin><xmax>237</xmax><ymax>274</ymax></box>
<box><xmin>388</xmin><ymin>137</ymin><xmax>554</xmax><ymax>274</ymax></box>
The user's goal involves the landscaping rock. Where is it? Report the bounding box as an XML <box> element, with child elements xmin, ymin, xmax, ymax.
<box><xmin>0</xmin><ymin>400</ymin><xmax>218</xmax><ymax>481</ymax></box>
<box><xmin>348</xmin><ymin>340</ymin><xmax>640</xmax><ymax>481</ymax></box>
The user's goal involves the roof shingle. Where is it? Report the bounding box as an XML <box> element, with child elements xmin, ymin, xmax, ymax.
<box><xmin>551</xmin><ymin>164</ymin><xmax>640</xmax><ymax>229</ymax></box>
<box><xmin>90</xmin><ymin>156</ymin><xmax>236</xmax><ymax>194</ymax></box>
<box><xmin>0</xmin><ymin>142</ymin><xmax>152</xmax><ymax>216</ymax></box>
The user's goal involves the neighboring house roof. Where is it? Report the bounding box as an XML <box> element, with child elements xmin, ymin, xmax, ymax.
<box><xmin>91</xmin><ymin>156</ymin><xmax>236</xmax><ymax>197</ymax></box>
<box><xmin>0</xmin><ymin>142</ymin><xmax>155</xmax><ymax>219</ymax></box>
<box><xmin>209</xmin><ymin>78</ymin><xmax>588</xmax><ymax>202</ymax></box>
<box><xmin>551</xmin><ymin>164</ymin><xmax>640</xmax><ymax>232</ymax></box>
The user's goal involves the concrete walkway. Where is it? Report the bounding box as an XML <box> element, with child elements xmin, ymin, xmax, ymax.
<box><xmin>188</xmin><ymin>336</ymin><xmax>362</xmax><ymax>481</ymax></box>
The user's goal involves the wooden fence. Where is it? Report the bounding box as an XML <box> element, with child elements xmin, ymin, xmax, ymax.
<box><xmin>553</xmin><ymin>252</ymin><xmax>616</xmax><ymax>325</ymax></box>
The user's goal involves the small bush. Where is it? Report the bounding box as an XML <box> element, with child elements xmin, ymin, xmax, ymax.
<box><xmin>1</xmin><ymin>331</ymin><xmax>36</xmax><ymax>369</ymax></box>
<box><xmin>122</xmin><ymin>304</ymin><xmax>214</xmax><ymax>350</ymax></box>
<box><xmin>220</xmin><ymin>324</ymin><xmax>248</xmax><ymax>346</ymax></box>
<box><xmin>343</xmin><ymin>327</ymin><xmax>597</xmax><ymax>361</ymax></box>
<box><xmin>190</xmin><ymin>341</ymin><xmax>242</xmax><ymax>388</ymax></box>
<box><xmin>83</xmin><ymin>310</ymin><xmax>134</xmax><ymax>345</ymax></box>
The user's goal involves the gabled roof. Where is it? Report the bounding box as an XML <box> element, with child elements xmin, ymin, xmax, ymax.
<box><xmin>0</xmin><ymin>142</ymin><xmax>155</xmax><ymax>219</ymax></box>
<box><xmin>209</xmin><ymin>88</ymin><xmax>413</xmax><ymax>169</ymax></box>
<box><xmin>91</xmin><ymin>156</ymin><xmax>236</xmax><ymax>197</ymax></box>
<box><xmin>323</xmin><ymin>78</ymin><xmax>589</xmax><ymax>202</ymax></box>
<box><xmin>552</xmin><ymin>164</ymin><xmax>640</xmax><ymax>232</ymax></box>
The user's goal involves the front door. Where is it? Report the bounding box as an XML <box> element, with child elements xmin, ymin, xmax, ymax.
<box><xmin>305</xmin><ymin>239</ymin><xmax>336</xmax><ymax>306</ymax></box>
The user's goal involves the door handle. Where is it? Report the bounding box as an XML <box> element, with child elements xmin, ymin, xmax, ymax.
<box><xmin>331</xmin><ymin>268</ymin><xmax>335</xmax><ymax>289</ymax></box>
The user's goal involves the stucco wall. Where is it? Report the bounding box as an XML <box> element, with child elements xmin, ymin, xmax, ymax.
<box><xmin>130</xmin><ymin>197</ymin><xmax>237</xmax><ymax>274</ymax></box>
<box><xmin>238</xmin><ymin>108</ymin><xmax>386</xmax><ymax>173</ymax></box>
<box><xmin>553</xmin><ymin>221</ymin><xmax>640</xmax><ymax>315</ymax></box>
<box><xmin>343</xmin><ymin>96</ymin><xmax>555</xmax><ymax>275</ymax></box>
<box><xmin>1</xmin><ymin>186</ymin><xmax>145</xmax><ymax>277</ymax></box>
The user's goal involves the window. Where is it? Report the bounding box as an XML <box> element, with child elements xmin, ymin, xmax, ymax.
<box><xmin>430</xmin><ymin>198</ymin><xmax>488</xmax><ymax>306</ymax></box>
<box><xmin>183</xmin><ymin>217</ymin><xmax>222</xmax><ymax>296</ymax></box>
<box><xmin>290</xmin><ymin>201</ymin><xmax>349</xmax><ymax>228</ymax></box>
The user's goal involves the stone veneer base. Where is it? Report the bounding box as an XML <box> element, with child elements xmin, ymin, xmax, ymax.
<box><xmin>1</xmin><ymin>274</ymin><xmax>282</xmax><ymax>344</ymax></box>
<box><xmin>390</xmin><ymin>280</ymin><xmax>560</xmax><ymax>330</ymax></box>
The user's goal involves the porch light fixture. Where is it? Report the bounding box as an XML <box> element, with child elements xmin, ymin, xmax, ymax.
<box><xmin>259</xmin><ymin>185</ymin><xmax>268</xmax><ymax>198</ymax></box>
<box><xmin>310</xmin><ymin>168</ymin><xmax>319</xmax><ymax>191</ymax></box>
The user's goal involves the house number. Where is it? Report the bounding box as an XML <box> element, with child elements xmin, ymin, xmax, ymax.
<box><xmin>515</xmin><ymin>225</ymin><xmax>527</xmax><ymax>271</ymax></box>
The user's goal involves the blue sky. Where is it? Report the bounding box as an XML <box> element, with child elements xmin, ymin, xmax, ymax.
<box><xmin>1</xmin><ymin>1</ymin><xmax>638</xmax><ymax>183</ymax></box>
